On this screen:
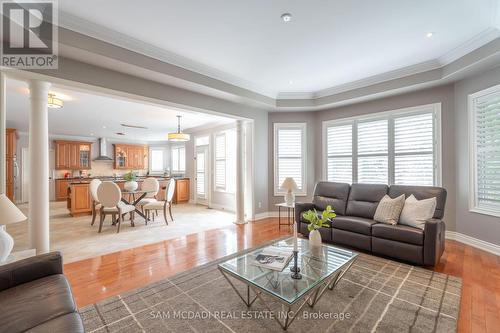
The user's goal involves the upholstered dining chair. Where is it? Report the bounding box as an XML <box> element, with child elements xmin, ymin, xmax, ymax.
<box><xmin>136</xmin><ymin>177</ymin><xmax>160</xmax><ymax>213</ymax></box>
<box><xmin>97</xmin><ymin>181</ymin><xmax>136</xmax><ymax>233</ymax></box>
<box><xmin>89</xmin><ymin>179</ymin><xmax>102</xmax><ymax>226</ymax></box>
<box><xmin>143</xmin><ymin>178</ymin><xmax>176</xmax><ymax>225</ymax></box>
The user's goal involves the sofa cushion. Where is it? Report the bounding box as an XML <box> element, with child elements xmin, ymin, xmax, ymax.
<box><xmin>0</xmin><ymin>274</ymin><xmax>77</xmax><ymax>333</ymax></box>
<box><xmin>388</xmin><ymin>185</ymin><xmax>446</xmax><ymax>219</ymax></box>
<box><xmin>312</xmin><ymin>181</ymin><xmax>350</xmax><ymax>215</ymax></box>
<box><xmin>346</xmin><ymin>184</ymin><xmax>388</xmax><ymax>219</ymax></box>
<box><xmin>372</xmin><ymin>223</ymin><xmax>424</xmax><ymax>245</ymax></box>
<box><xmin>24</xmin><ymin>313</ymin><xmax>84</xmax><ymax>333</ymax></box>
<box><xmin>331</xmin><ymin>216</ymin><xmax>377</xmax><ymax>235</ymax></box>
<box><xmin>373</xmin><ymin>194</ymin><xmax>405</xmax><ymax>225</ymax></box>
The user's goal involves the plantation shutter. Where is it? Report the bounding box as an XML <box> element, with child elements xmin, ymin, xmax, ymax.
<box><xmin>357</xmin><ymin>119</ymin><xmax>388</xmax><ymax>183</ymax></box>
<box><xmin>394</xmin><ymin>112</ymin><xmax>434</xmax><ymax>185</ymax></box>
<box><xmin>215</xmin><ymin>134</ymin><xmax>226</xmax><ymax>190</ymax></box>
<box><xmin>474</xmin><ymin>92</ymin><xmax>500</xmax><ymax>208</ymax></box>
<box><xmin>276</xmin><ymin>125</ymin><xmax>304</xmax><ymax>191</ymax></box>
<box><xmin>327</xmin><ymin>124</ymin><xmax>353</xmax><ymax>183</ymax></box>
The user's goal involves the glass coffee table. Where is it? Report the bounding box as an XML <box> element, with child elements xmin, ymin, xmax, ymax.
<box><xmin>218</xmin><ymin>237</ymin><xmax>358</xmax><ymax>330</ymax></box>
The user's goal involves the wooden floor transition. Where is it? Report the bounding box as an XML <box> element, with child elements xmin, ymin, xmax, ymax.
<box><xmin>64</xmin><ymin>218</ymin><xmax>500</xmax><ymax>333</ymax></box>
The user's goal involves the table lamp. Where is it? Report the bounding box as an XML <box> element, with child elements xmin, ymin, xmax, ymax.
<box><xmin>0</xmin><ymin>194</ymin><xmax>27</xmax><ymax>262</ymax></box>
<box><xmin>280</xmin><ymin>177</ymin><xmax>298</xmax><ymax>205</ymax></box>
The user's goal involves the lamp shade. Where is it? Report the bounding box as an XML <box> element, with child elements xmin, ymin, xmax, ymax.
<box><xmin>0</xmin><ymin>194</ymin><xmax>27</xmax><ymax>225</ymax></box>
<box><xmin>280</xmin><ymin>177</ymin><xmax>298</xmax><ymax>191</ymax></box>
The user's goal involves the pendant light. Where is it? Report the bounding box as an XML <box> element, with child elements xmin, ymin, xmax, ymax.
<box><xmin>168</xmin><ymin>115</ymin><xmax>190</xmax><ymax>142</ymax></box>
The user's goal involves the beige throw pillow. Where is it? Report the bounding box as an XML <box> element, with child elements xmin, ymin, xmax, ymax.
<box><xmin>399</xmin><ymin>194</ymin><xmax>437</xmax><ymax>229</ymax></box>
<box><xmin>374</xmin><ymin>194</ymin><xmax>405</xmax><ymax>225</ymax></box>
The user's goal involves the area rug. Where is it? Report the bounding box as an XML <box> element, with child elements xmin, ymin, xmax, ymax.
<box><xmin>80</xmin><ymin>244</ymin><xmax>462</xmax><ymax>333</ymax></box>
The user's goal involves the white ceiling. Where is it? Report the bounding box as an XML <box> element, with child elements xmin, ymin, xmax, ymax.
<box><xmin>58</xmin><ymin>0</ymin><xmax>500</xmax><ymax>98</ymax></box>
<box><xmin>5</xmin><ymin>79</ymin><xmax>234</xmax><ymax>141</ymax></box>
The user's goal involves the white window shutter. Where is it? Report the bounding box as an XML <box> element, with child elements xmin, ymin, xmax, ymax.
<box><xmin>357</xmin><ymin>119</ymin><xmax>388</xmax><ymax>183</ymax></box>
<box><xmin>327</xmin><ymin>124</ymin><xmax>353</xmax><ymax>183</ymax></box>
<box><xmin>215</xmin><ymin>134</ymin><xmax>226</xmax><ymax>190</ymax></box>
<box><xmin>274</xmin><ymin>124</ymin><xmax>306</xmax><ymax>194</ymax></box>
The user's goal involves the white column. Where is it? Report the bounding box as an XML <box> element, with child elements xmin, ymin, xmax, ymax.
<box><xmin>234</xmin><ymin>119</ymin><xmax>246</xmax><ymax>224</ymax></box>
<box><xmin>0</xmin><ymin>73</ymin><xmax>6</xmax><ymax>194</ymax></box>
<box><xmin>28</xmin><ymin>80</ymin><xmax>50</xmax><ymax>254</ymax></box>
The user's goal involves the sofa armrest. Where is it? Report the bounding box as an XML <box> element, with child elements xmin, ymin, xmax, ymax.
<box><xmin>423</xmin><ymin>219</ymin><xmax>446</xmax><ymax>266</ymax></box>
<box><xmin>0</xmin><ymin>251</ymin><xmax>63</xmax><ymax>292</ymax></box>
<box><xmin>294</xmin><ymin>202</ymin><xmax>315</xmax><ymax>232</ymax></box>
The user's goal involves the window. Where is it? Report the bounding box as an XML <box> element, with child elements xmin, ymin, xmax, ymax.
<box><xmin>214</xmin><ymin>130</ymin><xmax>236</xmax><ymax>192</ymax></box>
<box><xmin>274</xmin><ymin>123</ymin><xmax>307</xmax><ymax>195</ymax></box>
<box><xmin>323</xmin><ymin>104</ymin><xmax>440</xmax><ymax>186</ymax></box>
<box><xmin>150</xmin><ymin>148</ymin><xmax>165</xmax><ymax>173</ymax></box>
<box><xmin>215</xmin><ymin>133</ymin><xmax>226</xmax><ymax>190</ymax></box>
<box><xmin>171</xmin><ymin>146</ymin><xmax>185</xmax><ymax>173</ymax></box>
<box><xmin>469</xmin><ymin>84</ymin><xmax>500</xmax><ymax>217</ymax></box>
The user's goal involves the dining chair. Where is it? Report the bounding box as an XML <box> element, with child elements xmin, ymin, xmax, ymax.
<box><xmin>89</xmin><ymin>179</ymin><xmax>102</xmax><ymax>226</ymax></box>
<box><xmin>136</xmin><ymin>177</ymin><xmax>159</xmax><ymax>214</ymax></box>
<box><xmin>97</xmin><ymin>181</ymin><xmax>136</xmax><ymax>233</ymax></box>
<box><xmin>143</xmin><ymin>178</ymin><xmax>176</xmax><ymax>225</ymax></box>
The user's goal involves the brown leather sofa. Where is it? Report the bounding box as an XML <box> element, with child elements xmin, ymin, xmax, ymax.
<box><xmin>295</xmin><ymin>182</ymin><xmax>447</xmax><ymax>266</ymax></box>
<box><xmin>0</xmin><ymin>252</ymin><xmax>85</xmax><ymax>332</ymax></box>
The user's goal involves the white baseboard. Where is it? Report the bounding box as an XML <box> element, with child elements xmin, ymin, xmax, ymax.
<box><xmin>209</xmin><ymin>202</ymin><xmax>235</xmax><ymax>213</ymax></box>
<box><xmin>445</xmin><ymin>231</ymin><xmax>500</xmax><ymax>256</ymax></box>
<box><xmin>252</xmin><ymin>211</ymin><xmax>281</xmax><ymax>221</ymax></box>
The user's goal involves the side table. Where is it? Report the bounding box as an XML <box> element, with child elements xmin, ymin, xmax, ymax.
<box><xmin>276</xmin><ymin>202</ymin><xmax>295</xmax><ymax>229</ymax></box>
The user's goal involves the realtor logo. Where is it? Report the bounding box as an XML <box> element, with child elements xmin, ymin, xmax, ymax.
<box><xmin>1</xmin><ymin>0</ymin><xmax>58</xmax><ymax>69</ymax></box>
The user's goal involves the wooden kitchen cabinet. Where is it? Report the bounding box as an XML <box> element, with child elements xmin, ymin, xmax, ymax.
<box><xmin>173</xmin><ymin>178</ymin><xmax>190</xmax><ymax>204</ymax></box>
<box><xmin>55</xmin><ymin>179</ymin><xmax>72</xmax><ymax>201</ymax></box>
<box><xmin>6</xmin><ymin>129</ymin><xmax>17</xmax><ymax>201</ymax></box>
<box><xmin>55</xmin><ymin>140</ymin><xmax>92</xmax><ymax>170</ymax></box>
<box><xmin>69</xmin><ymin>183</ymin><xmax>92</xmax><ymax>216</ymax></box>
<box><xmin>113</xmin><ymin>144</ymin><xmax>148</xmax><ymax>170</ymax></box>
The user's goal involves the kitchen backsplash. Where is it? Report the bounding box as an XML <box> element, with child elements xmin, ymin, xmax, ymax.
<box><xmin>54</xmin><ymin>161</ymin><xmax>148</xmax><ymax>179</ymax></box>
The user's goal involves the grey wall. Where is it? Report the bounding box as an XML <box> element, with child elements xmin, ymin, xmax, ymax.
<box><xmin>454</xmin><ymin>66</ymin><xmax>500</xmax><ymax>246</ymax></box>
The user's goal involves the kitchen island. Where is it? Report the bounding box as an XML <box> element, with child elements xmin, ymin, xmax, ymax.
<box><xmin>65</xmin><ymin>177</ymin><xmax>190</xmax><ymax>217</ymax></box>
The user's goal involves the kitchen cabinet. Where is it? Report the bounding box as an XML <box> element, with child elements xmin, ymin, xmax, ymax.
<box><xmin>6</xmin><ymin>129</ymin><xmax>17</xmax><ymax>201</ymax></box>
<box><xmin>55</xmin><ymin>179</ymin><xmax>72</xmax><ymax>201</ymax></box>
<box><xmin>68</xmin><ymin>183</ymin><xmax>92</xmax><ymax>216</ymax></box>
<box><xmin>173</xmin><ymin>178</ymin><xmax>190</xmax><ymax>204</ymax></box>
<box><xmin>113</xmin><ymin>144</ymin><xmax>148</xmax><ymax>170</ymax></box>
<box><xmin>54</xmin><ymin>140</ymin><xmax>92</xmax><ymax>170</ymax></box>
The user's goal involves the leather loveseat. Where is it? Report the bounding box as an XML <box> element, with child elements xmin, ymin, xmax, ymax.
<box><xmin>295</xmin><ymin>182</ymin><xmax>447</xmax><ymax>266</ymax></box>
<box><xmin>0</xmin><ymin>252</ymin><xmax>85</xmax><ymax>332</ymax></box>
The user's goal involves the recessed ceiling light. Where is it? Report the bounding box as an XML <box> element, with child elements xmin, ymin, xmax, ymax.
<box><xmin>426</xmin><ymin>32</ymin><xmax>434</xmax><ymax>38</ymax></box>
<box><xmin>281</xmin><ymin>13</ymin><xmax>292</xmax><ymax>22</ymax></box>
<box><xmin>90</xmin><ymin>133</ymin><xmax>94</xmax><ymax>136</ymax></box>
<box><xmin>102</xmin><ymin>126</ymin><xmax>107</xmax><ymax>129</ymax></box>
<box><xmin>289</xmin><ymin>80</ymin><xmax>294</xmax><ymax>85</ymax></box>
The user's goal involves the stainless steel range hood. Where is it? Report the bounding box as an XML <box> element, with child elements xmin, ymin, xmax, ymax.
<box><xmin>93</xmin><ymin>138</ymin><xmax>113</xmax><ymax>161</ymax></box>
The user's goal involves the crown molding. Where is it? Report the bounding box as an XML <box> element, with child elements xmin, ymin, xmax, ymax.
<box><xmin>438</xmin><ymin>27</ymin><xmax>500</xmax><ymax>65</ymax></box>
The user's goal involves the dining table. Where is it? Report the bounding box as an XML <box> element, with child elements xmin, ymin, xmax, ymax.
<box><xmin>121</xmin><ymin>189</ymin><xmax>156</xmax><ymax>221</ymax></box>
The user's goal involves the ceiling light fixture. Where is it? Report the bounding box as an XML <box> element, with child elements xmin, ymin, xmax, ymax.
<box><xmin>281</xmin><ymin>13</ymin><xmax>292</xmax><ymax>22</ymax></box>
<box><xmin>168</xmin><ymin>115</ymin><xmax>191</xmax><ymax>142</ymax></box>
<box><xmin>47</xmin><ymin>93</ymin><xmax>63</xmax><ymax>109</ymax></box>
<box><xmin>426</xmin><ymin>32</ymin><xmax>434</xmax><ymax>38</ymax></box>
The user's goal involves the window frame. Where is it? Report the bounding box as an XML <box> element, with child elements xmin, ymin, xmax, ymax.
<box><xmin>149</xmin><ymin>147</ymin><xmax>166</xmax><ymax>174</ymax></box>
<box><xmin>273</xmin><ymin>122</ymin><xmax>307</xmax><ymax>197</ymax></box>
<box><xmin>170</xmin><ymin>145</ymin><xmax>186</xmax><ymax>174</ymax></box>
<box><xmin>322</xmin><ymin>103</ymin><xmax>442</xmax><ymax>186</ymax></box>
<box><xmin>468</xmin><ymin>84</ymin><xmax>500</xmax><ymax>218</ymax></box>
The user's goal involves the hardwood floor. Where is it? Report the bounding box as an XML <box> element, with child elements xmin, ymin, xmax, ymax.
<box><xmin>64</xmin><ymin>218</ymin><xmax>500</xmax><ymax>333</ymax></box>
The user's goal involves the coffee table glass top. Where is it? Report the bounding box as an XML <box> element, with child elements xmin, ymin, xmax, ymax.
<box><xmin>218</xmin><ymin>237</ymin><xmax>357</xmax><ymax>304</ymax></box>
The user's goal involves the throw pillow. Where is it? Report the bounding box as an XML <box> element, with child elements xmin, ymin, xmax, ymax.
<box><xmin>373</xmin><ymin>194</ymin><xmax>405</xmax><ymax>225</ymax></box>
<box><xmin>399</xmin><ymin>194</ymin><xmax>437</xmax><ymax>229</ymax></box>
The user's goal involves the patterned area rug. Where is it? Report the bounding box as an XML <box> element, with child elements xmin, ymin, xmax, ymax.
<box><xmin>80</xmin><ymin>245</ymin><xmax>462</xmax><ymax>332</ymax></box>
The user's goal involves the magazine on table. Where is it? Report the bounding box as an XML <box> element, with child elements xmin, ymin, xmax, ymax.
<box><xmin>252</xmin><ymin>246</ymin><xmax>294</xmax><ymax>271</ymax></box>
